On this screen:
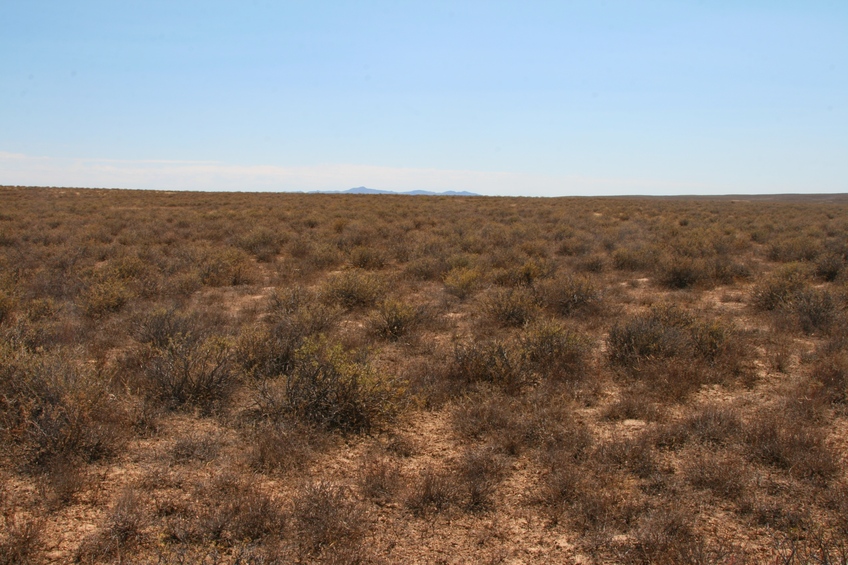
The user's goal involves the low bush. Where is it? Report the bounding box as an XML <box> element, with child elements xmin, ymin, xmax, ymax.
<box><xmin>811</xmin><ymin>350</ymin><xmax>848</xmax><ymax>404</ymax></box>
<box><xmin>0</xmin><ymin>505</ymin><xmax>43</xmax><ymax>565</ymax></box>
<box><xmin>165</xmin><ymin>474</ymin><xmax>284</xmax><ymax>546</ymax></box>
<box><xmin>276</xmin><ymin>337</ymin><xmax>401</xmax><ymax>433</ymax></box>
<box><xmin>681</xmin><ymin>449</ymin><xmax>748</xmax><ymax>500</ymax></box>
<box><xmin>322</xmin><ymin>269</ymin><xmax>384</xmax><ymax>309</ymax></box>
<box><xmin>607</xmin><ymin>305</ymin><xmax>694</xmax><ymax>368</ymax></box>
<box><xmin>349</xmin><ymin>245</ymin><xmax>386</xmax><ymax>270</ymax></box>
<box><xmin>481</xmin><ymin>287</ymin><xmax>538</xmax><ymax>328</ymax></box>
<box><xmin>751</xmin><ymin>264</ymin><xmax>807</xmax><ymax>311</ymax></box>
<box><xmin>744</xmin><ymin>410</ymin><xmax>838</xmax><ymax>482</ymax></box>
<box><xmin>519</xmin><ymin>320</ymin><xmax>591</xmax><ymax>383</ymax></box>
<box><xmin>358</xmin><ymin>452</ymin><xmax>402</xmax><ymax>503</ymax></box>
<box><xmin>444</xmin><ymin>340</ymin><xmax>526</xmax><ymax>395</ymax></box>
<box><xmin>443</xmin><ymin>266</ymin><xmax>481</xmax><ymax>299</ymax></box>
<box><xmin>139</xmin><ymin>334</ymin><xmax>235</xmax><ymax>414</ymax></box>
<box><xmin>371</xmin><ymin>299</ymin><xmax>421</xmax><ymax>341</ymax></box>
<box><xmin>458</xmin><ymin>446</ymin><xmax>507</xmax><ymax>512</ymax></box>
<box><xmin>0</xmin><ymin>346</ymin><xmax>127</xmax><ymax>473</ymax></box>
<box><xmin>538</xmin><ymin>274</ymin><xmax>603</xmax><ymax>318</ymax></box>
<box><xmin>247</xmin><ymin>420</ymin><xmax>322</xmax><ymax>474</ymax></box>
<box><xmin>236</xmin><ymin>288</ymin><xmax>336</xmax><ymax>379</ymax></box>
<box><xmin>76</xmin><ymin>489</ymin><xmax>146</xmax><ymax>563</ymax></box>
<box><xmin>793</xmin><ymin>287</ymin><xmax>840</xmax><ymax>335</ymax></box>
<box><xmin>237</xmin><ymin>228</ymin><xmax>282</xmax><ymax>262</ymax></box>
<box><xmin>656</xmin><ymin>255</ymin><xmax>710</xmax><ymax>289</ymax></box>
<box><xmin>406</xmin><ymin>469</ymin><xmax>460</xmax><ymax>516</ymax></box>
<box><xmin>292</xmin><ymin>482</ymin><xmax>364</xmax><ymax>558</ymax></box>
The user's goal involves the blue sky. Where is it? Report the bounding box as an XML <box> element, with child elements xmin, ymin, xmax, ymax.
<box><xmin>2</xmin><ymin>1</ymin><xmax>846</xmax><ymax>196</ymax></box>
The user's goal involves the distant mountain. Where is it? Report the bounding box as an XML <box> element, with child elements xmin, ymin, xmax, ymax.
<box><xmin>319</xmin><ymin>186</ymin><xmax>479</xmax><ymax>196</ymax></box>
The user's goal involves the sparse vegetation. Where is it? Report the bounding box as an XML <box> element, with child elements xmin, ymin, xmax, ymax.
<box><xmin>2</xmin><ymin>186</ymin><xmax>848</xmax><ymax>563</ymax></box>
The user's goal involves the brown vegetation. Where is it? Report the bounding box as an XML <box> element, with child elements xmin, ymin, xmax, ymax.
<box><xmin>1</xmin><ymin>186</ymin><xmax>848</xmax><ymax>563</ymax></box>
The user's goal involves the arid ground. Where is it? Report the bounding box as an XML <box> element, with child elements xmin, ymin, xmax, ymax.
<box><xmin>2</xmin><ymin>187</ymin><xmax>848</xmax><ymax>564</ymax></box>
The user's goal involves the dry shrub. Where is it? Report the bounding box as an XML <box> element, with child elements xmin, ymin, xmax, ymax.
<box><xmin>656</xmin><ymin>255</ymin><xmax>710</xmax><ymax>289</ymax></box>
<box><xmin>540</xmin><ymin>457</ymin><xmax>641</xmax><ymax>532</ymax></box>
<box><xmin>265</xmin><ymin>337</ymin><xmax>401</xmax><ymax>434</ymax></box>
<box><xmin>444</xmin><ymin>340</ymin><xmax>526</xmax><ymax>395</ymax></box>
<box><xmin>597</xmin><ymin>434</ymin><xmax>659</xmax><ymax>480</ymax></box>
<box><xmin>40</xmin><ymin>456</ymin><xmax>89</xmax><ymax>508</ymax></box>
<box><xmin>811</xmin><ymin>350</ymin><xmax>848</xmax><ymax>405</ymax></box>
<box><xmin>404</xmin><ymin>256</ymin><xmax>448</xmax><ymax>281</ymax></box>
<box><xmin>815</xmin><ymin>252</ymin><xmax>845</xmax><ymax>282</ymax></box>
<box><xmin>492</xmin><ymin>258</ymin><xmax>553</xmax><ymax>287</ymax></box>
<box><xmin>197</xmin><ymin>246</ymin><xmax>254</xmax><ymax>286</ymax></box>
<box><xmin>604</xmin><ymin>391</ymin><xmax>662</xmax><ymax>422</ymax></box>
<box><xmin>481</xmin><ymin>287</ymin><xmax>538</xmax><ymax>328</ymax></box>
<box><xmin>624</xmin><ymin>506</ymin><xmax>701</xmax><ymax>565</ymax></box>
<box><xmin>371</xmin><ymin>299</ymin><xmax>421</xmax><ymax>341</ymax></box>
<box><xmin>612</xmin><ymin>245</ymin><xmax>659</xmax><ymax>271</ymax></box>
<box><xmin>443</xmin><ymin>266</ymin><xmax>481</xmax><ymax>299</ymax></box>
<box><xmin>0</xmin><ymin>291</ymin><xmax>13</xmax><ymax>325</ymax></box>
<box><xmin>768</xmin><ymin>235</ymin><xmax>822</xmax><ymax>263</ymax></box>
<box><xmin>349</xmin><ymin>245</ymin><xmax>386</xmax><ymax>270</ymax></box>
<box><xmin>538</xmin><ymin>274</ymin><xmax>603</xmax><ymax>318</ymax></box>
<box><xmin>0</xmin><ymin>346</ymin><xmax>127</xmax><ymax>474</ymax></box>
<box><xmin>793</xmin><ymin>287</ymin><xmax>840</xmax><ymax>335</ymax></box>
<box><xmin>236</xmin><ymin>287</ymin><xmax>336</xmax><ymax>379</ymax></box>
<box><xmin>458</xmin><ymin>446</ymin><xmax>507</xmax><ymax>512</ymax></box>
<box><xmin>140</xmin><ymin>333</ymin><xmax>235</xmax><ymax>414</ymax></box>
<box><xmin>292</xmin><ymin>482</ymin><xmax>364</xmax><ymax>558</ymax></box>
<box><xmin>247</xmin><ymin>420</ymin><xmax>321</xmax><ymax>474</ymax></box>
<box><xmin>681</xmin><ymin>449</ymin><xmax>748</xmax><ymax>500</ymax></box>
<box><xmin>169</xmin><ymin>432</ymin><xmax>220</xmax><ymax>465</ymax></box>
<box><xmin>608</xmin><ymin>307</ymin><xmax>746</xmax><ymax>399</ymax></box>
<box><xmin>79</xmin><ymin>274</ymin><xmax>134</xmax><ymax>318</ymax></box>
<box><xmin>680</xmin><ymin>403</ymin><xmax>742</xmax><ymax>447</ymax></box>
<box><xmin>358</xmin><ymin>452</ymin><xmax>402</xmax><ymax>503</ymax></box>
<box><xmin>76</xmin><ymin>489</ymin><xmax>146</xmax><ymax>563</ymax></box>
<box><xmin>406</xmin><ymin>469</ymin><xmax>461</xmax><ymax>516</ymax></box>
<box><xmin>520</xmin><ymin>320</ymin><xmax>591</xmax><ymax>383</ymax></box>
<box><xmin>163</xmin><ymin>474</ymin><xmax>283</xmax><ymax>547</ymax></box>
<box><xmin>322</xmin><ymin>269</ymin><xmax>384</xmax><ymax>309</ymax></box>
<box><xmin>0</xmin><ymin>502</ymin><xmax>43</xmax><ymax>565</ymax></box>
<box><xmin>608</xmin><ymin>305</ymin><xmax>694</xmax><ymax>367</ymax></box>
<box><xmin>744</xmin><ymin>410</ymin><xmax>838</xmax><ymax>482</ymax></box>
<box><xmin>751</xmin><ymin>264</ymin><xmax>808</xmax><ymax>311</ymax></box>
<box><xmin>238</xmin><ymin>227</ymin><xmax>282</xmax><ymax>262</ymax></box>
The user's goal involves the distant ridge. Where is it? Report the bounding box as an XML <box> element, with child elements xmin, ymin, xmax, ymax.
<box><xmin>316</xmin><ymin>186</ymin><xmax>479</xmax><ymax>196</ymax></box>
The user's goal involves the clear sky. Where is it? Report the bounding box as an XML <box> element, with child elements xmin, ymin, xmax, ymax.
<box><xmin>2</xmin><ymin>1</ymin><xmax>846</xmax><ymax>196</ymax></box>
